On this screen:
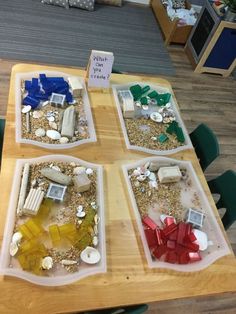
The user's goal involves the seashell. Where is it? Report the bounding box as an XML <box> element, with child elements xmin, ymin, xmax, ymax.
<box><xmin>160</xmin><ymin>214</ymin><xmax>176</xmax><ymax>224</ymax></box>
<box><xmin>9</xmin><ymin>242</ymin><xmax>18</xmax><ymax>256</ymax></box>
<box><xmin>12</xmin><ymin>232</ymin><xmax>23</xmax><ymax>245</ymax></box>
<box><xmin>91</xmin><ymin>202</ymin><xmax>97</xmax><ymax>210</ymax></box>
<box><xmin>32</xmin><ymin>110</ymin><xmax>43</xmax><ymax>119</ymax></box>
<box><xmin>73</xmin><ymin>166</ymin><xmax>86</xmax><ymax>175</ymax></box>
<box><xmin>150</xmin><ymin>112</ymin><xmax>163</xmax><ymax>123</ymax></box>
<box><xmin>60</xmin><ymin>259</ymin><xmax>78</xmax><ymax>266</ymax></box>
<box><xmin>21</xmin><ymin>105</ymin><xmax>31</xmax><ymax>114</ymax></box>
<box><xmin>46</xmin><ymin>130</ymin><xmax>61</xmax><ymax>140</ymax></box>
<box><xmin>151</xmin><ymin>136</ymin><xmax>157</xmax><ymax>141</ymax></box>
<box><xmin>80</xmin><ymin>246</ymin><xmax>101</xmax><ymax>264</ymax></box>
<box><xmin>77</xmin><ymin>205</ymin><xmax>83</xmax><ymax>212</ymax></box>
<box><xmin>47</xmin><ymin>116</ymin><xmax>55</xmax><ymax>122</ymax></box>
<box><xmin>144</xmin><ymin>170</ymin><xmax>150</xmax><ymax>177</ymax></box>
<box><xmin>149</xmin><ymin>181</ymin><xmax>158</xmax><ymax>189</ymax></box>
<box><xmin>76</xmin><ymin>211</ymin><xmax>86</xmax><ymax>218</ymax></box>
<box><xmin>133</xmin><ymin>169</ymin><xmax>141</xmax><ymax>176</ymax></box>
<box><xmin>70</xmin><ymin>162</ymin><xmax>76</xmax><ymax>167</ymax></box>
<box><xmin>165</xmin><ymin>102</ymin><xmax>171</xmax><ymax>109</ymax></box>
<box><xmin>94</xmin><ymin>214</ymin><xmax>100</xmax><ymax>225</ymax></box>
<box><xmin>71</xmin><ymin>137</ymin><xmax>77</xmax><ymax>142</ymax></box>
<box><xmin>41</xmin><ymin>256</ymin><xmax>53</xmax><ymax>270</ymax></box>
<box><xmin>35</xmin><ymin>128</ymin><xmax>46</xmax><ymax>137</ymax></box>
<box><xmin>59</xmin><ymin>137</ymin><xmax>69</xmax><ymax>144</ymax></box>
<box><xmin>42</xmin><ymin>100</ymin><xmax>49</xmax><ymax>107</ymax></box>
<box><xmin>51</xmin><ymin>165</ymin><xmax>61</xmax><ymax>172</ymax></box>
<box><xmin>135</xmin><ymin>101</ymin><xmax>141</xmax><ymax>107</ymax></box>
<box><xmin>93</xmin><ymin>236</ymin><xmax>98</xmax><ymax>246</ymax></box>
<box><xmin>78</xmin><ymin>220</ymin><xmax>83</xmax><ymax>225</ymax></box>
<box><xmin>86</xmin><ymin>168</ymin><xmax>93</xmax><ymax>175</ymax></box>
<box><xmin>142</xmin><ymin>105</ymin><xmax>149</xmax><ymax>110</ymax></box>
<box><xmin>94</xmin><ymin>225</ymin><xmax>98</xmax><ymax>235</ymax></box>
<box><xmin>137</xmin><ymin>175</ymin><xmax>146</xmax><ymax>182</ymax></box>
<box><xmin>148</xmin><ymin>172</ymin><xmax>156</xmax><ymax>181</ymax></box>
<box><xmin>193</xmin><ymin>229</ymin><xmax>208</xmax><ymax>251</ymax></box>
<box><xmin>49</xmin><ymin>121</ymin><xmax>57</xmax><ymax>130</ymax></box>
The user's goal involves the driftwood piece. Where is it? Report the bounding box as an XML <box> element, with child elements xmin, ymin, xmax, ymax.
<box><xmin>40</xmin><ymin>167</ymin><xmax>72</xmax><ymax>185</ymax></box>
<box><xmin>16</xmin><ymin>163</ymin><xmax>30</xmax><ymax>215</ymax></box>
<box><xmin>61</xmin><ymin>106</ymin><xmax>76</xmax><ymax>138</ymax></box>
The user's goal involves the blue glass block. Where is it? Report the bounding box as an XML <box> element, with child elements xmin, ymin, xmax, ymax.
<box><xmin>66</xmin><ymin>92</ymin><xmax>73</xmax><ymax>103</ymax></box>
<box><xmin>25</xmin><ymin>80</ymin><xmax>32</xmax><ymax>91</ymax></box>
<box><xmin>23</xmin><ymin>96</ymin><xmax>40</xmax><ymax>109</ymax></box>
<box><xmin>47</xmin><ymin>77</ymin><xmax>65</xmax><ymax>83</ymax></box>
<box><xmin>34</xmin><ymin>92</ymin><xmax>49</xmax><ymax>101</ymax></box>
<box><xmin>32</xmin><ymin>78</ymin><xmax>39</xmax><ymax>86</ymax></box>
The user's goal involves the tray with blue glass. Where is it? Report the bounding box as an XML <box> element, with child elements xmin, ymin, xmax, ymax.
<box><xmin>112</xmin><ymin>82</ymin><xmax>193</xmax><ymax>155</ymax></box>
<box><xmin>15</xmin><ymin>71</ymin><xmax>96</xmax><ymax>149</ymax></box>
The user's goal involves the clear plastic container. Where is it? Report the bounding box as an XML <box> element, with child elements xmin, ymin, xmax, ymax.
<box><xmin>0</xmin><ymin>155</ymin><xmax>106</xmax><ymax>286</ymax></box>
<box><xmin>112</xmin><ymin>82</ymin><xmax>193</xmax><ymax>155</ymax></box>
<box><xmin>15</xmin><ymin>71</ymin><xmax>96</xmax><ymax>149</ymax></box>
<box><xmin>122</xmin><ymin>156</ymin><xmax>231</xmax><ymax>271</ymax></box>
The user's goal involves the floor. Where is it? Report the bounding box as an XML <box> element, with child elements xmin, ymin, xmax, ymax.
<box><xmin>0</xmin><ymin>47</ymin><xmax>236</xmax><ymax>313</ymax></box>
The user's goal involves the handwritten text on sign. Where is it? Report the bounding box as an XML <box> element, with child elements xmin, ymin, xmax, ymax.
<box><xmin>88</xmin><ymin>51</ymin><xmax>114</xmax><ymax>88</ymax></box>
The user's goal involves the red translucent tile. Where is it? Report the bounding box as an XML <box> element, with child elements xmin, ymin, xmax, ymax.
<box><xmin>185</xmin><ymin>232</ymin><xmax>197</xmax><ymax>243</ymax></box>
<box><xmin>167</xmin><ymin>240</ymin><xmax>176</xmax><ymax>250</ymax></box>
<box><xmin>155</xmin><ymin>228</ymin><xmax>163</xmax><ymax>246</ymax></box>
<box><xmin>142</xmin><ymin>216</ymin><xmax>157</xmax><ymax>231</ymax></box>
<box><xmin>162</xmin><ymin>223</ymin><xmax>178</xmax><ymax>237</ymax></box>
<box><xmin>165</xmin><ymin>251</ymin><xmax>178</xmax><ymax>264</ymax></box>
<box><xmin>177</xmin><ymin>222</ymin><xmax>187</xmax><ymax>244</ymax></box>
<box><xmin>164</xmin><ymin>216</ymin><xmax>175</xmax><ymax>226</ymax></box>
<box><xmin>144</xmin><ymin>228</ymin><xmax>157</xmax><ymax>249</ymax></box>
<box><xmin>183</xmin><ymin>241</ymin><xmax>199</xmax><ymax>252</ymax></box>
<box><xmin>152</xmin><ymin>245</ymin><xmax>167</xmax><ymax>259</ymax></box>
<box><xmin>189</xmin><ymin>252</ymin><xmax>202</xmax><ymax>262</ymax></box>
<box><xmin>168</xmin><ymin>229</ymin><xmax>178</xmax><ymax>241</ymax></box>
<box><xmin>179</xmin><ymin>251</ymin><xmax>190</xmax><ymax>264</ymax></box>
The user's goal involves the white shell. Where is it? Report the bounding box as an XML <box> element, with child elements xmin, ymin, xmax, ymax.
<box><xmin>86</xmin><ymin>168</ymin><xmax>93</xmax><ymax>175</ymax></box>
<box><xmin>193</xmin><ymin>229</ymin><xmax>208</xmax><ymax>251</ymax></box>
<box><xmin>60</xmin><ymin>259</ymin><xmax>78</xmax><ymax>266</ymax></box>
<box><xmin>150</xmin><ymin>112</ymin><xmax>163</xmax><ymax>123</ymax></box>
<box><xmin>165</xmin><ymin>102</ymin><xmax>171</xmax><ymax>109</ymax></box>
<box><xmin>160</xmin><ymin>214</ymin><xmax>176</xmax><ymax>224</ymax></box>
<box><xmin>49</xmin><ymin>121</ymin><xmax>58</xmax><ymax>130</ymax></box>
<box><xmin>47</xmin><ymin>116</ymin><xmax>55</xmax><ymax>122</ymax></box>
<box><xmin>77</xmin><ymin>205</ymin><xmax>83</xmax><ymax>212</ymax></box>
<box><xmin>70</xmin><ymin>162</ymin><xmax>76</xmax><ymax>167</ymax></box>
<box><xmin>78</xmin><ymin>220</ymin><xmax>83</xmax><ymax>225</ymax></box>
<box><xmin>137</xmin><ymin>175</ymin><xmax>146</xmax><ymax>182</ymax></box>
<box><xmin>33</xmin><ymin>110</ymin><xmax>43</xmax><ymax>119</ymax></box>
<box><xmin>149</xmin><ymin>181</ymin><xmax>158</xmax><ymax>189</ymax></box>
<box><xmin>9</xmin><ymin>242</ymin><xmax>18</xmax><ymax>256</ymax></box>
<box><xmin>59</xmin><ymin>137</ymin><xmax>69</xmax><ymax>144</ymax></box>
<box><xmin>76</xmin><ymin>211</ymin><xmax>86</xmax><ymax>218</ymax></box>
<box><xmin>80</xmin><ymin>246</ymin><xmax>101</xmax><ymax>264</ymax></box>
<box><xmin>91</xmin><ymin>202</ymin><xmax>98</xmax><ymax>210</ymax></box>
<box><xmin>142</xmin><ymin>105</ymin><xmax>149</xmax><ymax>110</ymax></box>
<box><xmin>94</xmin><ymin>214</ymin><xmax>100</xmax><ymax>225</ymax></box>
<box><xmin>93</xmin><ymin>225</ymin><xmax>98</xmax><ymax>235</ymax></box>
<box><xmin>93</xmin><ymin>236</ymin><xmax>98</xmax><ymax>246</ymax></box>
<box><xmin>35</xmin><ymin>128</ymin><xmax>46</xmax><ymax>137</ymax></box>
<box><xmin>41</xmin><ymin>256</ymin><xmax>53</xmax><ymax>270</ymax></box>
<box><xmin>21</xmin><ymin>105</ymin><xmax>31</xmax><ymax>113</ymax></box>
<box><xmin>46</xmin><ymin>130</ymin><xmax>61</xmax><ymax>140</ymax></box>
<box><xmin>73</xmin><ymin>166</ymin><xmax>86</xmax><ymax>175</ymax></box>
<box><xmin>12</xmin><ymin>232</ymin><xmax>23</xmax><ymax>245</ymax></box>
<box><xmin>42</xmin><ymin>100</ymin><xmax>49</xmax><ymax>107</ymax></box>
<box><xmin>133</xmin><ymin>169</ymin><xmax>141</xmax><ymax>176</ymax></box>
<box><xmin>148</xmin><ymin>172</ymin><xmax>156</xmax><ymax>181</ymax></box>
<box><xmin>31</xmin><ymin>179</ymin><xmax>37</xmax><ymax>187</ymax></box>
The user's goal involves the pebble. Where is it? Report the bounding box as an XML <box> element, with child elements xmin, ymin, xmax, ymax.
<box><xmin>149</xmin><ymin>181</ymin><xmax>158</xmax><ymax>189</ymax></box>
<box><xmin>70</xmin><ymin>162</ymin><xmax>76</xmax><ymax>167</ymax></box>
<box><xmin>91</xmin><ymin>202</ymin><xmax>97</xmax><ymax>210</ymax></box>
<box><xmin>93</xmin><ymin>225</ymin><xmax>98</xmax><ymax>235</ymax></box>
<box><xmin>137</xmin><ymin>175</ymin><xmax>146</xmax><ymax>182</ymax></box>
<box><xmin>31</xmin><ymin>179</ymin><xmax>37</xmax><ymax>187</ymax></box>
<box><xmin>35</xmin><ymin>128</ymin><xmax>46</xmax><ymax>137</ymax></box>
<box><xmin>59</xmin><ymin>137</ymin><xmax>69</xmax><ymax>144</ymax></box>
<box><xmin>142</xmin><ymin>105</ymin><xmax>149</xmax><ymax>110</ymax></box>
<box><xmin>80</xmin><ymin>246</ymin><xmax>101</xmax><ymax>264</ymax></box>
<box><xmin>42</xmin><ymin>256</ymin><xmax>53</xmax><ymax>270</ymax></box>
<box><xmin>21</xmin><ymin>105</ymin><xmax>31</xmax><ymax>113</ymax></box>
<box><xmin>134</xmin><ymin>181</ymin><xmax>140</xmax><ymax>187</ymax></box>
<box><xmin>86</xmin><ymin>168</ymin><xmax>93</xmax><ymax>175</ymax></box>
<box><xmin>42</xmin><ymin>100</ymin><xmax>49</xmax><ymax>107</ymax></box>
<box><xmin>32</xmin><ymin>110</ymin><xmax>43</xmax><ymax>119</ymax></box>
<box><xmin>94</xmin><ymin>214</ymin><xmax>100</xmax><ymax>225</ymax></box>
<box><xmin>46</xmin><ymin>130</ymin><xmax>61</xmax><ymax>140</ymax></box>
<box><xmin>133</xmin><ymin>169</ymin><xmax>141</xmax><ymax>176</ymax></box>
<box><xmin>49</xmin><ymin>121</ymin><xmax>58</xmax><ymax>130</ymax></box>
<box><xmin>77</xmin><ymin>205</ymin><xmax>83</xmax><ymax>212</ymax></box>
<box><xmin>73</xmin><ymin>166</ymin><xmax>86</xmax><ymax>175</ymax></box>
<box><xmin>165</xmin><ymin>102</ymin><xmax>172</xmax><ymax>109</ymax></box>
<box><xmin>78</xmin><ymin>220</ymin><xmax>83</xmax><ymax>225</ymax></box>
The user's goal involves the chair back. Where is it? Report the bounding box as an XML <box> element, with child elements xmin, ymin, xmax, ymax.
<box><xmin>0</xmin><ymin>118</ymin><xmax>6</xmax><ymax>168</ymax></box>
<box><xmin>190</xmin><ymin>123</ymin><xmax>220</xmax><ymax>171</ymax></box>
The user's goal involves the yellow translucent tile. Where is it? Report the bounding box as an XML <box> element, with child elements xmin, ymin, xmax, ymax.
<box><xmin>18</xmin><ymin>224</ymin><xmax>33</xmax><ymax>240</ymax></box>
<box><xmin>34</xmin><ymin>199</ymin><xmax>53</xmax><ymax>223</ymax></box>
<box><xmin>49</xmin><ymin>224</ymin><xmax>61</xmax><ymax>245</ymax></box>
<box><xmin>25</xmin><ymin>219</ymin><xmax>44</xmax><ymax>237</ymax></box>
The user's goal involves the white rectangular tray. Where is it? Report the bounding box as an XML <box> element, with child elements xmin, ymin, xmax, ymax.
<box><xmin>123</xmin><ymin>156</ymin><xmax>231</xmax><ymax>272</ymax></box>
<box><xmin>15</xmin><ymin>71</ymin><xmax>96</xmax><ymax>149</ymax></box>
<box><xmin>0</xmin><ymin>155</ymin><xmax>106</xmax><ymax>286</ymax></box>
<box><xmin>113</xmin><ymin>82</ymin><xmax>193</xmax><ymax>155</ymax></box>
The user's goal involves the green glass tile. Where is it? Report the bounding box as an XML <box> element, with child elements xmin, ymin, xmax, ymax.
<box><xmin>158</xmin><ymin>134</ymin><xmax>168</xmax><ymax>143</ymax></box>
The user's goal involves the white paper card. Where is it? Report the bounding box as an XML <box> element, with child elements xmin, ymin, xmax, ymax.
<box><xmin>87</xmin><ymin>50</ymin><xmax>114</xmax><ymax>88</ymax></box>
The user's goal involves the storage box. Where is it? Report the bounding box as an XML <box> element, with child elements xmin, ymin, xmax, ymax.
<box><xmin>151</xmin><ymin>0</ymin><xmax>193</xmax><ymax>45</ymax></box>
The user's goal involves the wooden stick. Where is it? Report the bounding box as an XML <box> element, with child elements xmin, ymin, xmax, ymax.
<box><xmin>16</xmin><ymin>163</ymin><xmax>30</xmax><ymax>216</ymax></box>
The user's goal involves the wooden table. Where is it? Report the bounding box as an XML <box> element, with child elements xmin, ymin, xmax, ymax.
<box><xmin>0</xmin><ymin>64</ymin><xmax>235</xmax><ymax>314</ymax></box>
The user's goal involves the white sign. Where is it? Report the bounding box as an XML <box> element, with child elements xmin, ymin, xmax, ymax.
<box><xmin>87</xmin><ymin>50</ymin><xmax>114</xmax><ymax>88</ymax></box>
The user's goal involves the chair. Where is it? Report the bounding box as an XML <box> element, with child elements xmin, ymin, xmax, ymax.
<box><xmin>208</xmin><ymin>170</ymin><xmax>236</xmax><ymax>230</ymax></box>
<box><xmin>0</xmin><ymin>118</ymin><xmax>6</xmax><ymax>168</ymax></box>
<box><xmin>189</xmin><ymin>123</ymin><xmax>220</xmax><ymax>172</ymax></box>
<box><xmin>84</xmin><ymin>304</ymin><xmax>148</xmax><ymax>314</ymax></box>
